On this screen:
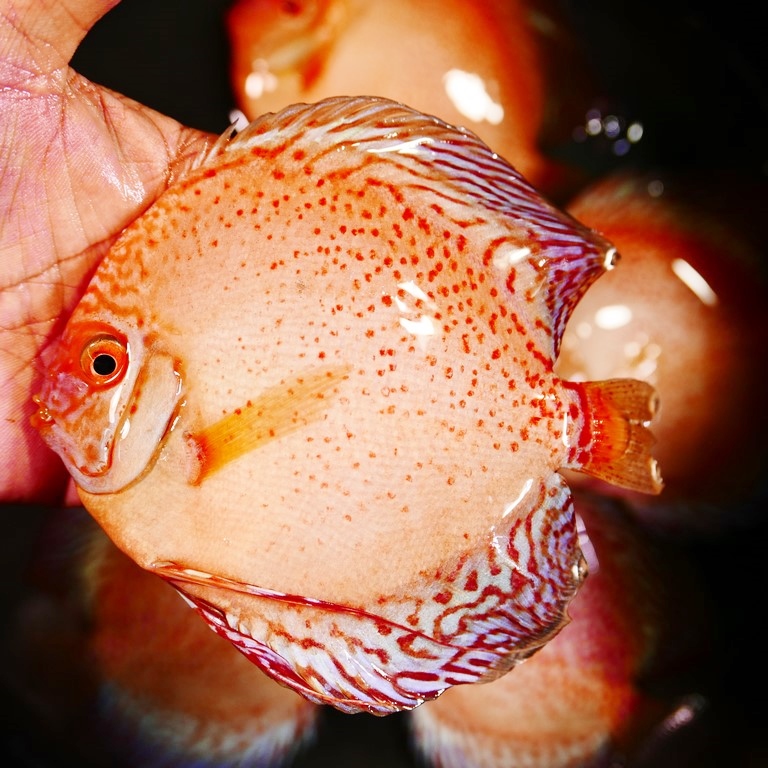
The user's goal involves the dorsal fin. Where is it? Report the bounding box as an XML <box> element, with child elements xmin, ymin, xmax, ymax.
<box><xmin>200</xmin><ymin>96</ymin><xmax>616</xmax><ymax>357</ymax></box>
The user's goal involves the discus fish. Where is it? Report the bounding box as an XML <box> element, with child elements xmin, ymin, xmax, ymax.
<box><xmin>31</xmin><ymin>96</ymin><xmax>661</xmax><ymax>715</ymax></box>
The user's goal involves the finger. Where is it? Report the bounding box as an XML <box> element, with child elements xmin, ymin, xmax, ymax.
<box><xmin>1</xmin><ymin>0</ymin><xmax>119</xmax><ymax>76</ymax></box>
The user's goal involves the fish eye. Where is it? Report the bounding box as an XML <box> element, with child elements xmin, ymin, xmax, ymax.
<box><xmin>80</xmin><ymin>334</ymin><xmax>128</xmax><ymax>385</ymax></box>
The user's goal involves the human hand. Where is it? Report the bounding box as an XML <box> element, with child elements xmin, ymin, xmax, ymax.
<box><xmin>0</xmin><ymin>0</ymin><xmax>216</xmax><ymax>503</ymax></box>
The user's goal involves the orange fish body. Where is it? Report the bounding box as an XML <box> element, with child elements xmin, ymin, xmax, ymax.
<box><xmin>32</xmin><ymin>97</ymin><xmax>660</xmax><ymax>714</ymax></box>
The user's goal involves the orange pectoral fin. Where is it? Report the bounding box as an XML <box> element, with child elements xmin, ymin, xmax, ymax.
<box><xmin>564</xmin><ymin>378</ymin><xmax>663</xmax><ymax>495</ymax></box>
<box><xmin>184</xmin><ymin>364</ymin><xmax>352</xmax><ymax>485</ymax></box>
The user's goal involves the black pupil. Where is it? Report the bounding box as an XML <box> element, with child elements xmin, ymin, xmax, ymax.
<box><xmin>93</xmin><ymin>354</ymin><xmax>117</xmax><ymax>376</ymax></box>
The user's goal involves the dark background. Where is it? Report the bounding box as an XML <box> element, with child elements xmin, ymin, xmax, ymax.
<box><xmin>3</xmin><ymin>1</ymin><xmax>768</xmax><ymax>766</ymax></box>
<box><xmin>68</xmin><ymin>0</ymin><xmax>768</xmax><ymax>175</ymax></box>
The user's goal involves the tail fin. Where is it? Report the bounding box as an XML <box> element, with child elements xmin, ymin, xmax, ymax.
<box><xmin>564</xmin><ymin>379</ymin><xmax>663</xmax><ymax>495</ymax></box>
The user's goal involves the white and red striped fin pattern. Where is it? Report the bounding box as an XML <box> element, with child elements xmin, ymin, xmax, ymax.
<box><xmin>154</xmin><ymin>472</ymin><xmax>584</xmax><ymax>715</ymax></box>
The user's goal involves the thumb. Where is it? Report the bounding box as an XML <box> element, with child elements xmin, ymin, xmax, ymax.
<box><xmin>1</xmin><ymin>0</ymin><xmax>119</xmax><ymax>76</ymax></box>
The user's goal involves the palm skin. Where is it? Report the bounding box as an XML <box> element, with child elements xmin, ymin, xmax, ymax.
<box><xmin>0</xmin><ymin>0</ymin><xmax>215</xmax><ymax>502</ymax></box>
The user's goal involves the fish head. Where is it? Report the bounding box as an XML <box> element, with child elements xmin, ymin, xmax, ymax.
<box><xmin>31</xmin><ymin>315</ymin><xmax>184</xmax><ymax>495</ymax></box>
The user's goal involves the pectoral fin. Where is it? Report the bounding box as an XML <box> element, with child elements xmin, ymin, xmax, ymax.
<box><xmin>185</xmin><ymin>364</ymin><xmax>352</xmax><ymax>485</ymax></box>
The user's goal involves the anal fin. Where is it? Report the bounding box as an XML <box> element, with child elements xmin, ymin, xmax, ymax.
<box><xmin>150</xmin><ymin>474</ymin><xmax>585</xmax><ymax>716</ymax></box>
<box><xmin>564</xmin><ymin>378</ymin><xmax>663</xmax><ymax>495</ymax></box>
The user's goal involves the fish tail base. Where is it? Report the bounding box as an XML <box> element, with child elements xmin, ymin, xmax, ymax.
<box><xmin>565</xmin><ymin>378</ymin><xmax>663</xmax><ymax>495</ymax></box>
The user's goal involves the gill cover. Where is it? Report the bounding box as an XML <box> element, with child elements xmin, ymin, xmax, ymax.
<box><xmin>33</xmin><ymin>324</ymin><xmax>184</xmax><ymax>495</ymax></box>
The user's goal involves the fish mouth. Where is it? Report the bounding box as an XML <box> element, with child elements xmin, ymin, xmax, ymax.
<box><xmin>30</xmin><ymin>395</ymin><xmax>114</xmax><ymax>483</ymax></box>
<box><xmin>30</xmin><ymin>394</ymin><xmax>54</xmax><ymax>430</ymax></box>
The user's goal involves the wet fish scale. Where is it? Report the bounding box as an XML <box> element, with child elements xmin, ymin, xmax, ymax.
<box><xmin>32</xmin><ymin>96</ymin><xmax>660</xmax><ymax>714</ymax></box>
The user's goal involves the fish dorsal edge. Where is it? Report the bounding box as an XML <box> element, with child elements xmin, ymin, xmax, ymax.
<box><xmin>196</xmin><ymin>96</ymin><xmax>615</xmax><ymax>357</ymax></box>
